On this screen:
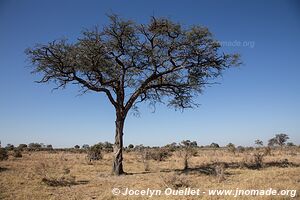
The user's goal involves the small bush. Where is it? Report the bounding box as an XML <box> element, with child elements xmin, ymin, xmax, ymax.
<box><xmin>13</xmin><ymin>149</ymin><xmax>22</xmax><ymax>158</ymax></box>
<box><xmin>236</xmin><ymin>146</ymin><xmax>245</xmax><ymax>153</ymax></box>
<box><xmin>164</xmin><ymin>143</ymin><xmax>178</xmax><ymax>152</ymax></box>
<box><xmin>142</xmin><ymin>150</ymin><xmax>150</xmax><ymax>171</ymax></box>
<box><xmin>161</xmin><ymin>173</ymin><xmax>190</xmax><ymax>189</ymax></box>
<box><xmin>210</xmin><ymin>143</ymin><xmax>220</xmax><ymax>148</ymax></box>
<box><xmin>252</xmin><ymin>152</ymin><xmax>264</xmax><ymax>169</ymax></box>
<box><xmin>226</xmin><ymin>143</ymin><xmax>236</xmax><ymax>154</ymax></box>
<box><xmin>28</xmin><ymin>143</ymin><xmax>42</xmax><ymax>151</ymax></box>
<box><xmin>178</xmin><ymin>148</ymin><xmax>197</xmax><ymax>170</ymax></box>
<box><xmin>214</xmin><ymin>163</ymin><xmax>226</xmax><ymax>182</ymax></box>
<box><xmin>17</xmin><ymin>144</ymin><xmax>27</xmax><ymax>150</ymax></box>
<box><xmin>135</xmin><ymin>146</ymin><xmax>151</xmax><ymax>171</ymax></box>
<box><xmin>264</xmin><ymin>146</ymin><xmax>272</xmax><ymax>156</ymax></box>
<box><xmin>86</xmin><ymin>144</ymin><xmax>103</xmax><ymax>162</ymax></box>
<box><xmin>5</xmin><ymin>144</ymin><xmax>14</xmax><ymax>151</ymax></box>
<box><xmin>0</xmin><ymin>148</ymin><xmax>8</xmax><ymax>161</ymax></box>
<box><xmin>149</xmin><ymin>148</ymin><xmax>172</xmax><ymax>161</ymax></box>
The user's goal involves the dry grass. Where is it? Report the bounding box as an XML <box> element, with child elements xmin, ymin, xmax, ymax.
<box><xmin>0</xmin><ymin>148</ymin><xmax>299</xmax><ymax>199</ymax></box>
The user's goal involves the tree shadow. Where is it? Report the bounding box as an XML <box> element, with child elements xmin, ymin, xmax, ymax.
<box><xmin>264</xmin><ymin>160</ymin><xmax>300</xmax><ymax>168</ymax></box>
<box><xmin>124</xmin><ymin>171</ymin><xmax>154</xmax><ymax>175</ymax></box>
<box><xmin>42</xmin><ymin>178</ymin><xmax>89</xmax><ymax>187</ymax></box>
<box><xmin>160</xmin><ymin>160</ymin><xmax>300</xmax><ymax>175</ymax></box>
<box><xmin>160</xmin><ymin>163</ymin><xmax>232</xmax><ymax>176</ymax></box>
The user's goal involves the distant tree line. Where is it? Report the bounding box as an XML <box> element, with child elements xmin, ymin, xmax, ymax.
<box><xmin>0</xmin><ymin>133</ymin><xmax>297</xmax><ymax>154</ymax></box>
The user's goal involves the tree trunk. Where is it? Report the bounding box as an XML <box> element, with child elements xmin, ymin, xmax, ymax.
<box><xmin>112</xmin><ymin>113</ymin><xmax>125</xmax><ymax>175</ymax></box>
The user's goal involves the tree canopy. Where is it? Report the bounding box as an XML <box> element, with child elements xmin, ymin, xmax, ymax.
<box><xmin>26</xmin><ymin>15</ymin><xmax>240</xmax><ymax>114</ymax></box>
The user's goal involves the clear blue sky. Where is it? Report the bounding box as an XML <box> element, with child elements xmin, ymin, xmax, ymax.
<box><xmin>0</xmin><ymin>0</ymin><xmax>299</xmax><ymax>148</ymax></box>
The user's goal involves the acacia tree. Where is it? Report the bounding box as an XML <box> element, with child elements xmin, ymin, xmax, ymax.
<box><xmin>255</xmin><ymin>139</ymin><xmax>263</xmax><ymax>147</ymax></box>
<box><xmin>268</xmin><ymin>134</ymin><xmax>289</xmax><ymax>147</ymax></box>
<box><xmin>26</xmin><ymin>15</ymin><xmax>240</xmax><ymax>175</ymax></box>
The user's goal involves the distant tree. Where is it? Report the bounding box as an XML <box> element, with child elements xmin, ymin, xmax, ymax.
<box><xmin>26</xmin><ymin>14</ymin><xmax>240</xmax><ymax>175</ymax></box>
<box><xmin>226</xmin><ymin>143</ymin><xmax>236</xmax><ymax>154</ymax></box>
<box><xmin>46</xmin><ymin>144</ymin><xmax>53</xmax><ymax>150</ymax></box>
<box><xmin>82</xmin><ymin>144</ymin><xmax>90</xmax><ymax>150</ymax></box>
<box><xmin>169</xmin><ymin>142</ymin><xmax>177</xmax><ymax>147</ymax></box>
<box><xmin>268</xmin><ymin>134</ymin><xmax>289</xmax><ymax>147</ymax></box>
<box><xmin>275</xmin><ymin>134</ymin><xmax>289</xmax><ymax>147</ymax></box>
<box><xmin>190</xmin><ymin>141</ymin><xmax>198</xmax><ymax>147</ymax></box>
<box><xmin>18</xmin><ymin>144</ymin><xmax>28</xmax><ymax>150</ymax></box>
<box><xmin>74</xmin><ymin>145</ymin><xmax>80</xmax><ymax>149</ymax></box>
<box><xmin>268</xmin><ymin>138</ymin><xmax>277</xmax><ymax>147</ymax></box>
<box><xmin>13</xmin><ymin>149</ymin><xmax>22</xmax><ymax>158</ymax></box>
<box><xmin>128</xmin><ymin>144</ymin><xmax>134</xmax><ymax>149</ymax></box>
<box><xmin>164</xmin><ymin>142</ymin><xmax>178</xmax><ymax>151</ymax></box>
<box><xmin>5</xmin><ymin>144</ymin><xmax>14</xmax><ymax>150</ymax></box>
<box><xmin>226</xmin><ymin>143</ymin><xmax>235</xmax><ymax>148</ymax></box>
<box><xmin>210</xmin><ymin>143</ymin><xmax>220</xmax><ymax>148</ymax></box>
<box><xmin>28</xmin><ymin>143</ymin><xmax>42</xmax><ymax>150</ymax></box>
<box><xmin>286</xmin><ymin>142</ymin><xmax>295</xmax><ymax>147</ymax></box>
<box><xmin>180</xmin><ymin>140</ymin><xmax>198</xmax><ymax>170</ymax></box>
<box><xmin>181</xmin><ymin>140</ymin><xmax>197</xmax><ymax>147</ymax></box>
<box><xmin>236</xmin><ymin>146</ymin><xmax>245</xmax><ymax>153</ymax></box>
<box><xmin>102</xmin><ymin>141</ymin><xmax>113</xmax><ymax>152</ymax></box>
<box><xmin>87</xmin><ymin>144</ymin><xmax>103</xmax><ymax>161</ymax></box>
<box><xmin>255</xmin><ymin>139</ymin><xmax>263</xmax><ymax>147</ymax></box>
<box><xmin>39</xmin><ymin>143</ymin><xmax>46</xmax><ymax>148</ymax></box>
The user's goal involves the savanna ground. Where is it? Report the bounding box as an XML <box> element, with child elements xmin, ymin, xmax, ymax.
<box><xmin>0</xmin><ymin>147</ymin><xmax>299</xmax><ymax>200</ymax></box>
